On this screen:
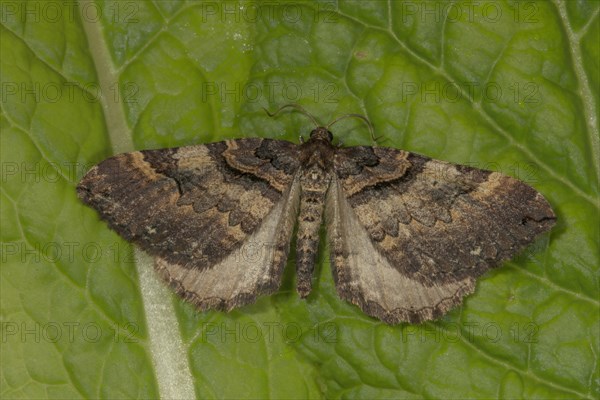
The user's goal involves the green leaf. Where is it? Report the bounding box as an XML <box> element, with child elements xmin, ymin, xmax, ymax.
<box><xmin>2</xmin><ymin>1</ymin><xmax>598</xmax><ymax>399</ymax></box>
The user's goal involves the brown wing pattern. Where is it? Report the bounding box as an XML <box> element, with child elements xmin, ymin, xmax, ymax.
<box><xmin>77</xmin><ymin>139</ymin><xmax>302</xmax><ymax>308</ymax></box>
<box><xmin>328</xmin><ymin>146</ymin><xmax>555</xmax><ymax>323</ymax></box>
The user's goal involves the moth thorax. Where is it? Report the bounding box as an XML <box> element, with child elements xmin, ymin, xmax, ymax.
<box><xmin>300</xmin><ymin>167</ymin><xmax>330</xmax><ymax>195</ymax></box>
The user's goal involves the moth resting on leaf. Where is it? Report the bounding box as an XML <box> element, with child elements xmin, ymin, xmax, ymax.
<box><xmin>77</xmin><ymin>110</ymin><xmax>555</xmax><ymax>324</ymax></box>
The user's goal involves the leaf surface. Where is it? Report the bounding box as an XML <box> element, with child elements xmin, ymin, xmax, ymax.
<box><xmin>1</xmin><ymin>1</ymin><xmax>598</xmax><ymax>399</ymax></box>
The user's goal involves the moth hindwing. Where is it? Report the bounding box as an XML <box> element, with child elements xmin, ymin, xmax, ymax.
<box><xmin>77</xmin><ymin>126</ymin><xmax>555</xmax><ymax>324</ymax></box>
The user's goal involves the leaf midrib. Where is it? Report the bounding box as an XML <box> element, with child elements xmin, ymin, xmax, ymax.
<box><xmin>78</xmin><ymin>1</ymin><xmax>195</xmax><ymax>399</ymax></box>
<box><xmin>552</xmin><ymin>0</ymin><xmax>600</xmax><ymax>187</ymax></box>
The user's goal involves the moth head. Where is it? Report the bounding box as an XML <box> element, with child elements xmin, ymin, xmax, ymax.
<box><xmin>262</xmin><ymin>104</ymin><xmax>375</xmax><ymax>144</ymax></box>
<box><xmin>309</xmin><ymin>127</ymin><xmax>334</xmax><ymax>143</ymax></box>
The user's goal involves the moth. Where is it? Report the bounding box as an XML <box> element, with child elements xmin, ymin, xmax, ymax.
<box><xmin>77</xmin><ymin>108</ymin><xmax>556</xmax><ymax>324</ymax></box>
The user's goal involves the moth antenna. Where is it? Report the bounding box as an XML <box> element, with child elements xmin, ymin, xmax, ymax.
<box><xmin>263</xmin><ymin>104</ymin><xmax>321</xmax><ymax>127</ymax></box>
<box><xmin>326</xmin><ymin>113</ymin><xmax>379</xmax><ymax>143</ymax></box>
